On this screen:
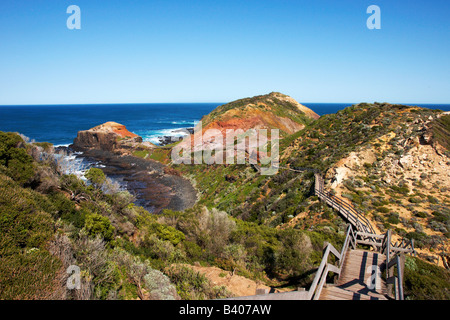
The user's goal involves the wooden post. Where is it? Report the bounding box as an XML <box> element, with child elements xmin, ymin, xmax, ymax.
<box><xmin>255</xmin><ymin>288</ymin><xmax>269</xmax><ymax>295</ymax></box>
<box><xmin>397</xmin><ymin>255</ymin><xmax>404</xmax><ymax>300</ymax></box>
<box><xmin>399</xmin><ymin>253</ymin><xmax>405</xmax><ymax>282</ymax></box>
<box><xmin>386</xmin><ymin>230</ymin><xmax>394</xmax><ymax>298</ymax></box>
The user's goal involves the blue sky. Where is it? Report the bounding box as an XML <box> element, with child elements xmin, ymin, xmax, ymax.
<box><xmin>0</xmin><ymin>0</ymin><xmax>449</xmax><ymax>104</ymax></box>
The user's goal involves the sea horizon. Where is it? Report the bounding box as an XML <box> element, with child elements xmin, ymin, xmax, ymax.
<box><xmin>1</xmin><ymin>102</ymin><xmax>449</xmax><ymax>146</ymax></box>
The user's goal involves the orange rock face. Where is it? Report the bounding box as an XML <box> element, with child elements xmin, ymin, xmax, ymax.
<box><xmin>72</xmin><ymin>121</ymin><xmax>142</xmax><ymax>151</ymax></box>
<box><xmin>176</xmin><ymin>93</ymin><xmax>319</xmax><ymax>155</ymax></box>
<box><xmin>102</xmin><ymin>122</ymin><xmax>140</xmax><ymax>139</ymax></box>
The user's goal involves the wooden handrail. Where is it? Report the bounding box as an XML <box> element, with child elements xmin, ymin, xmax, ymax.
<box><xmin>315</xmin><ymin>188</ymin><xmax>376</xmax><ymax>235</ymax></box>
<box><xmin>308</xmin><ymin>225</ymin><xmax>356</xmax><ymax>300</ymax></box>
<box><xmin>356</xmin><ymin>232</ymin><xmax>384</xmax><ymax>239</ymax></box>
<box><xmin>313</xmin><ymin>173</ymin><xmax>376</xmax><ymax>235</ymax></box>
<box><xmin>272</xmin><ymin>167</ymin><xmax>375</xmax><ymax>235</ymax></box>
<box><xmin>270</xmin><ymin>166</ymin><xmax>417</xmax><ymax>300</ymax></box>
<box><xmin>386</xmin><ymin>254</ymin><xmax>405</xmax><ymax>300</ymax></box>
<box><xmin>381</xmin><ymin>228</ymin><xmax>415</xmax><ymax>300</ymax></box>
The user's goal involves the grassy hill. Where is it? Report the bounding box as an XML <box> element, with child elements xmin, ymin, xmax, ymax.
<box><xmin>1</xmin><ymin>100</ymin><xmax>450</xmax><ymax>300</ymax></box>
<box><xmin>198</xmin><ymin>92</ymin><xmax>319</xmax><ymax>138</ymax></box>
<box><xmin>0</xmin><ymin>131</ymin><xmax>344</xmax><ymax>299</ymax></box>
<box><xmin>173</xmin><ymin>102</ymin><xmax>450</xmax><ymax>299</ymax></box>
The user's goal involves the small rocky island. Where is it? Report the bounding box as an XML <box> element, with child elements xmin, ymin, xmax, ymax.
<box><xmin>70</xmin><ymin>121</ymin><xmax>197</xmax><ymax>213</ymax></box>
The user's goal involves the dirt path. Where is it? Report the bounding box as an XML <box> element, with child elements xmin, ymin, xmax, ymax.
<box><xmin>176</xmin><ymin>264</ymin><xmax>288</xmax><ymax>297</ymax></box>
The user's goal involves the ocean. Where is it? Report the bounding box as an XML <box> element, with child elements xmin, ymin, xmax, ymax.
<box><xmin>0</xmin><ymin>102</ymin><xmax>449</xmax><ymax>146</ymax></box>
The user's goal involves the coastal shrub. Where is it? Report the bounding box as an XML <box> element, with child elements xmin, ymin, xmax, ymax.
<box><xmin>430</xmin><ymin>210</ymin><xmax>449</xmax><ymax>224</ymax></box>
<box><xmin>165</xmin><ymin>265</ymin><xmax>231</xmax><ymax>300</ymax></box>
<box><xmin>205</xmin><ymin>208</ymin><xmax>236</xmax><ymax>256</ymax></box>
<box><xmin>406</xmin><ymin>231</ymin><xmax>427</xmax><ymax>248</ymax></box>
<box><xmin>111</xmin><ymin>190</ymin><xmax>135</xmax><ymax>210</ymax></box>
<box><xmin>0</xmin><ymin>248</ymin><xmax>63</xmax><ymax>300</ymax></box>
<box><xmin>0</xmin><ymin>180</ymin><xmax>56</xmax><ymax>251</ymax></box>
<box><xmin>33</xmin><ymin>141</ymin><xmax>53</xmax><ymax>152</ymax></box>
<box><xmin>181</xmin><ymin>240</ymin><xmax>204</xmax><ymax>261</ymax></box>
<box><xmin>102</xmin><ymin>177</ymin><xmax>122</xmax><ymax>195</ymax></box>
<box><xmin>427</xmin><ymin>195</ymin><xmax>439</xmax><ymax>204</ymax></box>
<box><xmin>47</xmin><ymin>191</ymin><xmax>80</xmax><ymax>223</ymax></box>
<box><xmin>84</xmin><ymin>213</ymin><xmax>115</xmax><ymax>242</ymax></box>
<box><xmin>376</xmin><ymin>206</ymin><xmax>390</xmax><ymax>214</ymax></box>
<box><xmin>222</xmin><ymin>243</ymin><xmax>248</xmax><ymax>268</ymax></box>
<box><xmin>404</xmin><ymin>256</ymin><xmax>450</xmax><ymax>300</ymax></box>
<box><xmin>0</xmin><ymin>132</ymin><xmax>35</xmax><ymax>185</ymax></box>
<box><xmin>274</xmin><ymin>229</ymin><xmax>313</xmax><ymax>277</ymax></box>
<box><xmin>390</xmin><ymin>185</ymin><xmax>410</xmax><ymax>195</ymax></box>
<box><xmin>110</xmin><ymin>247</ymin><xmax>179</xmax><ymax>300</ymax></box>
<box><xmin>414</xmin><ymin>211</ymin><xmax>428</xmax><ymax>219</ymax></box>
<box><xmin>142</xmin><ymin>234</ymin><xmax>186</xmax><ymax>263</ymax></box>
<box><xmin>387</xmin><ymin>213</ymin><xmax>400</xmax><ymax>225</ymax></box>
<box><xmin>432</xmin><ymin>114</ymin><xmax>450</xmax><ymax>150</ymax></box>
<box><xmin>71</xmin><ymin>234</ymin><xmax>116</xmax><ymax>299</ymax></box>
<box><xmin>85</xmin><ymin>167</ymin><xmax>106</xmax><ymax>188</ymax></box>
<box><xmin>143</xmin><ymin>269</ymin><xmax>179</xmax><ymax>300</ymax></box>
<box><xmin>408</xmin><ymin>197</ymin><xmax>422</xmax><ymax>204</ymax></box>
<box><xmin>152</xmin><ymin>223</ymin><xmax>186</xmax><ymax>246</ymax></box>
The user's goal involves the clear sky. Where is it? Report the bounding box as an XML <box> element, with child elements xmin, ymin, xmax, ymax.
<box><xmin>0</xmin><ymin>0</ymin><xmax>449</xmax><ymax>105</ymax></box>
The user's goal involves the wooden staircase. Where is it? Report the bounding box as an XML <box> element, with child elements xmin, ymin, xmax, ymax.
<box><xmin>320</xmin><ymin>286</ymin><xmax>386</xmax><ymax>300</ymax></box>
<box><xmin>224</xmin><ymin>166</ymin><xmax>415</xmax><ymax>301</ymax></box>
<box><xmin>314</xmin><ymin>173</ymin><xmax>376</xmax><ymax>235</ymax></box>
<box><xmin>319</xmin><ymin>249</ymin><xmax>388</xmax><ymax>300</ymax></box>
<box><xmin>306</xmin><ymin>225</ymin><xmax>414</xmax><ymax>300</ymax></box>
<box><xmin>310</xmin><ymin>171</ymin><xmax>416</xmax><ymax>300</ymax></box>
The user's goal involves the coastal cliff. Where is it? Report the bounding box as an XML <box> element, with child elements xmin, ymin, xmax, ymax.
<box><xmin>176</xmin><ymin>102</ymin><xmax>450</xmax><ymax>268</ymax></box>
<box><xmin>71</xmin><ymin>121</ymin><xmax>143</xmax><ymax>152</ymax></box>
<box><xmin>69</xmin><ymin>121</ymin><xmax>197</xmax><ymax>213</ymax></box>
<box><xmin>176</xmin><ymin>92</ymin><xmax>320</xmax><ymax>154</ymax></box>
<box><xmin>2</xmin><ymin>98</ymin><xmax>450</xmax><ymax>301</ymax></box>
<box><xmin>199</xmin><ymin>91</ymin><xmax>319</xmax><ymax>137</ymax></box>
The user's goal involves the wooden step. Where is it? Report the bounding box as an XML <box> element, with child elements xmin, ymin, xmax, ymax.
<box><xmin>320</xmin><ymin>249</ymin><xmax>389</xmax><ymax>300</ymax></box>
<box><xmin>320</xmin><ymin>286</ymin><xmax>387</xmax><ymax>300</ymax></box>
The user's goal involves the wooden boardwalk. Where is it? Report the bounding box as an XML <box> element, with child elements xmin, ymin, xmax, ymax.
<box><xmin>320</xmin><ymin>249</ymin><xmax>388</xmax><ymax>300</ymax></box>
<box><xmin>222</xmin><ymin>166</ymin><xmax>414</xmax><ymax>301</ymax></box>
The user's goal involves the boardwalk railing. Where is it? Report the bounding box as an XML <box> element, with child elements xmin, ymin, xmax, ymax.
<box><xmin>314</xmin><ymin>173</ymin><xmax>376</xmax><ymax>235</ymax></box>
<box><xmin>240</xmin><ymin>164</ymin><xmax>416</xmax><ymax>300</ymax></box>
<box><xmin>381</xmin><ymin>229</ymin><xmax>415</xmax><ymax>300</ymax></box>
<box><xmin>223</xmin><ymin>224</ymin><xmax>358</xmax><ymax>301</ymax></box>
<box><xmin>386</xmin><ymin>253</ymin><xmax>406</xmax><ymax>300</ymax></box>
<box><xmin>270</xmin><ymin>165</ymin><xmax>375</xmax><ymax>234</ymax></box>
<box><xmin>307</xmin><ymin>224</ymin><xmax>357</xmax><ymax>300</ymax></box>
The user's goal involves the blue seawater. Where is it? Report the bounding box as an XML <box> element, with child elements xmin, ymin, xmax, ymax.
<box><xmin>0</xmin><ymin>103</ymin><xmax>219</xmax><ymax>146</ymax></box>
<box><xmin>0</xmin><ymin>103</ymin><xmax>449</xmax><ymax>146</ymax></box>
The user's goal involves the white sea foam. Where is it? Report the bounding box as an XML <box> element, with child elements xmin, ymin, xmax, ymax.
<box><xmin>54</xmin><ymin>143</ymin><xmax>71</xmax><ymax>148</ymax></box>
<box><xmin>140</xmin><ymin>127</ymin><xmax>192</xmax><ymax>145</ymax></box>
<box><xmin>171</xmin><ymin>120</ymin><xmax>198</xmax><ymax>125</ymax></box>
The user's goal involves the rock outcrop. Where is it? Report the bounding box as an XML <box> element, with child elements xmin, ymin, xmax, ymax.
<box><xmin>71</xmin><ymin>121</ymin><xmax>142</xmax><ymax>152</ymax></box>
<box><xmin>199</xmin><ymin>92</ymin><xmax>319</xmax><ymax>137</ymax></box>
<box><xmin>69</xmin><ymin>122</ymin><xmax>196</xmax><ymax>213</ymax></box>
<box><xmin>176</xmin><ymin>92</ymin><xmax>320</xmax><ymax>154</ymax></box>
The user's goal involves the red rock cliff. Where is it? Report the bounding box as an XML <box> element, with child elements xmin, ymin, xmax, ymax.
<box><xmin>72</xmin><ymin>122</ymin><xmax>142</xmax><ymax>151</ymax></box>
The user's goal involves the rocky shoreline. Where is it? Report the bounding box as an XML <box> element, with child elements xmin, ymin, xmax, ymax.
<box><xmin>76</xmin><ymin>148</ymin><xmax>197</xmax><ymax>213</ymax></box>
<box><xmin>157</xmin><ymin>127</ymin><xmax>194</xmax><ymax>146</ymax></box>
<box><xmin>68</xmin><ymin>122</ymin><xmax>197</xmax><ymax>213</ymax></box>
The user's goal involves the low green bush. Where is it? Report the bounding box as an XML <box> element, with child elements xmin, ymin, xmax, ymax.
<box><xmin>404</xmin><ymin>256</ymin><xmax>450</xmax><ymax>300</ymax></box>
<box><xmin>84</xmin><ymin>213</ymin><xmax>115</xmax><ymax>242</ymax></box>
